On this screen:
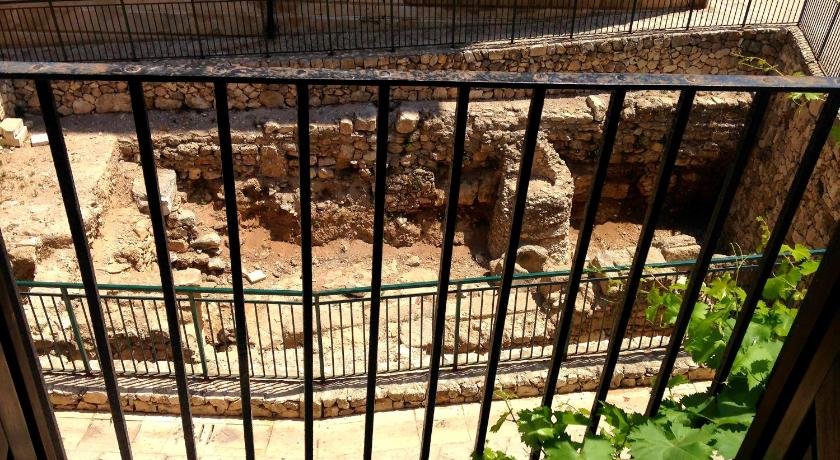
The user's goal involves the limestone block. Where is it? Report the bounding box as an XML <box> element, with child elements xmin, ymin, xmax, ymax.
<box><xmin>174</xmin><ymin>268</ymin><xmax>202</xmax><ymax>286</ymax></box>
<box><xmin>132</xmin><ymin>168</ymin><xmax>179</xmax><ymax>216</ymax></box>
<box><xmin>29</xmin><ymin>132</ymin><xmax>49</xmax><ymax>147</ymax></box>
<box><xmin>0</xmin><ymin>117</ymin><xmax>26</xmax><ymax>147</ymax></box>
<box><xmin>94</xmin><ymin>93</ymin><xmax>131</xmax><ymax>113</ymax></box>
<box><xmin>395</xmin><ymin>110</ymin><xmax>420</xmax><ymax>134</ymax></box>
<box><xmin>191</xmin><ymin>232</ymin><xmax>221</xmax><ymax>250</ymax></box>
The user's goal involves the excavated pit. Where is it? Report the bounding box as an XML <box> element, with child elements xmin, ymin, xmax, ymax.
<box><xmin>1</xmin><ymin>88</ymin><xmax>752</xmax><ymax>379</ymax></box>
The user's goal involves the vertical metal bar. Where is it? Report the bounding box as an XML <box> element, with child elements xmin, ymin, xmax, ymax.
<box><xmin>711</xmin><ymin>91</ymin><xmax>840</xmax><ymax>394</ymax></box>
<box><xmin>628</xmin><ymin>0</ymin><xmax>639</xmax><ymax>33</ymax></box>
<box><xmin>128</xmin><ymin>80</ymin><xmax>197</xmax><ymax>460</ymax></box>
<box><xmin>188</xmin><ymin>0</ymin><xmax>205</xmax><ymax>58</ymax></box>
<box><xmin>35</xmin><ymin>78</ymin><xmax>133</xmax><ymax>459</ymax></box>
<box><xmin>818</xmin><ymin>3</ymin><xmax>840</xmax><ymax>60</ymax></box>
<box><xmin>453</xmin><ymin>283</ymin><xmax>463</xmax><ymax>371</ymax></box>
<box><xmin>46</xmin><ymin>0</ymin><xmax>68</xmax><ymax>61</ymax></box>
<box><xmin>736</xmin><ymin>225</ymin><xmax>840</xmax><ymax>459</ymax></box>
<box><xmin>741</xmin><ymin>0</ymin><xmax>754</xmax><ymax>27</ymax></box>
<box><xmin>0</xmin><ymin>226</ymin><xmax>67</xmax><ymax>459</ymax></box>
<box><xmin>569</xmin><ymin>0</ymin><xmax>578</xmax><ymax>38</ymax></box>
<box><xmin>265</xmin><ymin>0</ymin><xmax>276</xmax><ymax>39</ymax></box>
<box><xmin>295</xmin><ymin>82</ymin><xmax>316</xmax><ymax>460</ymax></box>
<box><xmin>363</xmin><ymin>83</ymin><xmax>390</xmax><ymax>460</ymax></box>
<box><xmin>473</xmin><ymin>87</ymin><xmax>546</xmax><ymax>457</ymax></box>
<box><xmin>645</xmin><ymin>91</ymin><xmax>772</xmax><ymax>417</ymax></box>
<box><xmin>533</xmin><ymin>90</ymin><xmax>626</xmax><ymax>455</ymax></box>
<box><xmin>586</xmin><ymin>89</ymin><xmax>697</xmax><ymax>434</ymax></box>
<box><xmin>324</xmin><ymin>0</ymin><xmax>334</xmax><ymax>53</ymax></box>
<box><xmin>315</xmin><ymin>294</ymin><xmax>326</xmax><ymax>382</ymax></box>
<box><xmin>118</xmin><ymin>0</ymin><xmax>137</xmax><ymax>60</ymax></box>
<box><xmin>509</xmin><ymin>0</ymin><xmax>518</xmax><ymax>43</ymax></box>
<box><xmin>685</xmin><ymin>0</ymin><xmax>696</xmax><ymax>30</ymax></box>
<box><xmin>450</xmin><ymin>0</ymin><xmax>458</xmax><ymax>48</ymax></box>
<box><xmin>188</xmin><ymin>293</ymin><xmax>209</xmax><ymax>379</ymax></box>
<box><xmin>214</xmin><ymin>81</ymin><xmax>255</xmax><ymax>460</ymax></box>
<box><xmin>389</xmin><ymin>0</ymin><xmax>396</xmax><ymax>51</ymax></box>
<box><xmin>419</xmin><ymin>85</ymin><xmax>469</xmax><ymax>460</ymax></box>
<box><xmin>61</xmin><ymin>287</ymin><xmax>92</xmax><ymax>374</ymax></box>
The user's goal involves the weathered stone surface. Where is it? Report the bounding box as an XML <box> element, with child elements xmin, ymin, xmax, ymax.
<box><xmin>132</xmin><ymin>168</ymin><xmax>178</xmax><ymax>216</ymax></box>
<box><xmin>29</xmin><ymin>132</ymin><xmax>49</xmax><ymax>147</ymax></box>
<box><xmin>95</xmin><ymin>93</ymin><xmax>131</xmax><ymax>113</ymax></box>
<box><xmin>191</xmin><ymin>232</ymin><xmax>221</xmax><ymax>250</ymax></box>
<box><xmin>246</xmin><ymin>270</ymin><xmax>267</xmax><ymax>284</ymax></box>
<box><xmin>488</xmin><ymin>135</ymin><xmax>574</xmax><ymax>262</ymax></box>
<box><xmin>516</xmin><ymin>245</ymin><xmax>549</xmax><ymax>273</ymax></box>
<box><xmin>208</xmin><ymin>257</ymin><xmax>227</xmax><ymax>271</ymax></box>
<box><xmin>1</xmin><ymin>117</ymin><xmax>26</xmax><ymax>147</ymax></box>
<box><xmin>174</xmin><ymin>268</ymin><xmax>202</xmax><ymax>286</ymax></box>
<box><xmin>259</xmin><ymin>145</ymin><xmax>288</xmax><ymax>178</ymax></box>
<box><xmin>5</xmin><ymin>28</ymin><xmax>801</xmax><ymax>121</ymax></box>
<box><xmin>395</xmin><ymin>110</ymin><xmax>420</xmax><ymax>134</ymax></box>
<box><xmin>8</xmin><ymin>244</ymin><xmax>36</xmax><ymax>279</ymax></box>
<box><xmin>661</xmin><ymin>244</ymin><xmax>702</xmax><ymax>262</ymax></box>
<box><xmin>586</xmin><ymin>95</ymin><xmax>608</xmax><ymax>122</ymax></box>
<box><xmin>72</xmin><ymin>99</ymin><xmax>95</xmax><ymax>114</ymax></box>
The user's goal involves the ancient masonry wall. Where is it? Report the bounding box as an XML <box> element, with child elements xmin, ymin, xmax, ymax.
<box><xmin>0</xmin><ymin>79</ymin><xmax>14</xmax><ymax>120</ymax></box>
<box><xmin>723</xmin><ymin>27</ymin><xmax>839</xmax><ymax>251</ymax></box>
<box><xmin>10</xmin><ymin>27</ymin><xmax>793</xmax><ymax>115</ymax></box>
<box><xmin>47</xmin><ymin>356</ymin><xmax>715</xmax><ymax>419</ymax></box>
<box><xmin>117</xmin><ymin>92</ymin><xmax>750</xmax><ymax>257</ymax></box>
<box><xmin>725</xmin><ymin>96</ymin><xmax>840</xmax><ymax>251</ymax></box>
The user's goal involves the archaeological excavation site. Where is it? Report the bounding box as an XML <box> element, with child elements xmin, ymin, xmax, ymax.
<box><xmin>1</xmin><ymin>7</ymin><xmax>839</xmax><ymax>450</ymax></box>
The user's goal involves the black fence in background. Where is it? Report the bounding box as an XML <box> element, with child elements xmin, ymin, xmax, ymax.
<box><xmin>18</xmin><ymin>254</ymin><xmax>793</xmax><ymax>381</ymax></box>
<box><xmin>0</xmin><ymin>0</ymin><xmax>815</xmax><ymax>62</ymax></box>
<box><xmin>800</xmin><ymin>0</ymin><xmax>840</xmax><ymax>77</ymax></box>
<box><xmin>0</xmin><ymin>62</ymin><xmax>838</xmax><ymax>460</ymax></box>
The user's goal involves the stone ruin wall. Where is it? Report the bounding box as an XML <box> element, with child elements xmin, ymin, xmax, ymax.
<box><xmin>46</xmin><ymin>353</ymin><xmax>716</xmax><ymax>419</ymax></box>
<box><xmin>116</xmin><ymin>91</ymin><xmax>751</xmax><ymax>262</ymax></box>
<box><xmin>0</xmin><ymin>79</ymin><xmax>14</xmax><ymax>120</ymax></box>
<box><xmin>722</xmin><ymin>26</ymin><xmax>839</xmax><ymax>251</ymax></box>
<box><xmin>6</xmin><ymin>27</ymin><xmax>794</xmax><ymax>116</ymax></box>
<box><xmin>724</xmin><ymin>94</ymin><xmax>840</xmax><ymax>252</ymax></box>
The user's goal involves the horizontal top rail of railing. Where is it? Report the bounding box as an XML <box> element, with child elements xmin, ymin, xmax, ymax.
<box><xmin>14</xmin><ymin>248</ymin><xmax>827</xmax><ymax>297</ymax></box>
<box><xmin>2</xmin><ymin>61</ymin><xmax>840</xmax><ymax>89</ymax></box>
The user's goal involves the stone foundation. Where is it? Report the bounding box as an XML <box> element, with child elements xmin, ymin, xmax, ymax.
<box><xmin>47</xmin><ymin>353</ymin><xmax>714</xmax><ymax>418</ymax></box>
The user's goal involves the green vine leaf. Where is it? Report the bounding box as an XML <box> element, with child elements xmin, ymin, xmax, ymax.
<box><xmin>579</xmin><ymin>435</ymin><xmax>615</xmax><ymax>459</ymax></box>
<box><xmin>490</xmin><ymin>411</ymin><xmax>508</xmax><ymax>433</ymax></box>
<box><xmin>628</xmin><ymin>421</ymin><xmax>714</xmax><ymax>460</ymax></box>
<box><xmin>711</xmin><ymin>429</ymin><xmax>747</xmax><ymax>459</ymax></box>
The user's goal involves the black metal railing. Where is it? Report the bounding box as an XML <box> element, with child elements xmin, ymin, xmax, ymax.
<box><xmin>0</xmin><ymin>0</ymin><xmax>807</xmax><ymax>62</ymax></box>
<box><xmin>0</xmin><ymin>62</ymin><xmax>838</xmax><ymax>460</ymax></box>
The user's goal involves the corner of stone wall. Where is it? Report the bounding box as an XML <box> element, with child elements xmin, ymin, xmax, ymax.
<box><xmin>0</xmin><ymin>79</ymin><xmax>15</xmax><ymax>120</ymax></box>
<box><xmin>725</xmin><ymin>94</ymin><xmax>840</xmax><ymax>251</ymax></box>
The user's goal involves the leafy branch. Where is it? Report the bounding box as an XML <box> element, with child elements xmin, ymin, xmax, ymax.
<box><xmin>482</xmin><ymin>220</ymin><xmax>820</xmax><ymax>459</ymax></box>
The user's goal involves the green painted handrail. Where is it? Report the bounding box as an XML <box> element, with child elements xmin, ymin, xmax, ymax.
<box><xmin>15</xmin><ymin>249</ymin><xmax>824</xmax><ymax>297</ymax></box>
